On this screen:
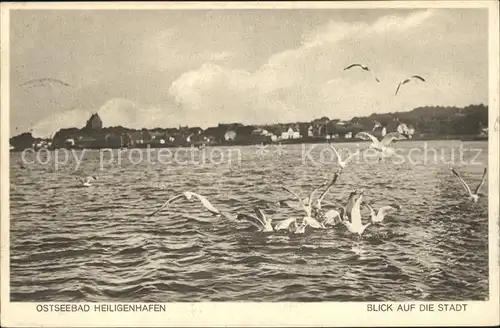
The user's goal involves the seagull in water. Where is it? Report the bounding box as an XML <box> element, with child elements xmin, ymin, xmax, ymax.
<box><xmin>236</xmin><ymin>208</ymin><xmax>274</xmax><ymax>233</ymax></box>
<box><xmin>277</xmin><ymin>184</ymin><xmax>328</xmax><ymax>233</ymax></box>
<box><xmin>451</xmin><ymin>167</ymin><xmax>487</xmax><ymax>203</ymax></box>
<box><xmin>309</xmin><ymin>172</ymin><xmax>345</xmax><ymax>226</ymax></box>
<box><xmin>355</xmin><ymin>131</ymin><xmax>406</xmax><ymax>160</ymax></box>
<box><xmin>395</xmin><ymin>75</ymin><xmax>426</xmax><ymax>95</ymax></box>
<box><xmin>77</xmin><ymin>176</ymin><xmax>97</xmax><ymax>187</ymax></box>
<box><xmin>280</xmin><ymin>183</ymin><xmax>327</xmax><ymax>218</ymax></box>
<box><xmin>363</xmin><ymin>202</ymin><xmax>401</xmax><ymax>224</ymax></box>
<box><xmin>341</xmin><ymin>190</ymin><xmax>373</xmax><ymax>237</ymax></box>
<box><xmin>344</xmin><ymin>64</ymin><xmax>380</xmax><ymax>82</ymax></box>
<box><xmin>330</xmin><ymin>145</ymin><xmax>361</xmax><ymax>170</ymax></box>
<box><xmin>274</xmin><ymin>215</ymin><xmax>324</xmax><ymax>234</ymax></box>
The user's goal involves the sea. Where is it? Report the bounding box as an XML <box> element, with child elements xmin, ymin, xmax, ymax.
<box><xmin>9</xmin><ymin>140</ymin><xmax>489</xmax><ymax>302</ymax></box>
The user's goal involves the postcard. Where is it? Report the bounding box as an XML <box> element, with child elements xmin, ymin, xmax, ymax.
<box><xmin>1</xmin><ymin>1</ymin><xmax>499</xmax><ymax>327</ymax></box>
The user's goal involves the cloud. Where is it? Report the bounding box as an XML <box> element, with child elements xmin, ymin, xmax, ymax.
<box><xmin>31</xmin><ymin>98</ymin><xmax>187</xmax><ymax>138</ymax></box>
<box><xmin>26</xmin><ymin>9</ymin><xmax>488</xmax><ymax>137</ymax></box>
<box><xmin>167</xmin><ymin>9</ymin><xmax>487</xmax><ymax>125</ymax></box>
<box><xmin>31</xmin><ymin>108</ymin><xmax>92</xmax><ymax>138</ymax></box>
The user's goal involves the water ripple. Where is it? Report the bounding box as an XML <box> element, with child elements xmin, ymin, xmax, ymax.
<box><xmin>9</xmin><ymin>142</ymin><xmax>489</xmax><ymax>301</ymax></box>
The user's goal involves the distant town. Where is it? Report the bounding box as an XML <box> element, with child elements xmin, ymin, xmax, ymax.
<box><xmin>9</xmin><ymin>104</ymin><xmax>488</xmax><ymax>151</ymax></box>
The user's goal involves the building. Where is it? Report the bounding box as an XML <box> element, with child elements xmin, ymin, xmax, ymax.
<box><xmin>84</xmin><ymin>113</ymin><xmax>103</xmax><ymax>130</ymax></box>
<box><xmin>203</xmin><ymin>126</ymin><xmax>226</xmax><ymax>144</ymax></box>
<box><xmin>104</xmin><ymin>133</ymin><xmax>122</xmax><ymax>148</ymax></box>
<box><xmin>224</xmin><ymin>130</ymin><xmax>237</xmax><ymax>141</ymax></box>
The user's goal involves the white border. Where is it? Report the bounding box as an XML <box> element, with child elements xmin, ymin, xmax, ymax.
<box><xmin>1</xmin><ymin>1</ymin><xmax>499</xmax><ymax>327</ymax></box>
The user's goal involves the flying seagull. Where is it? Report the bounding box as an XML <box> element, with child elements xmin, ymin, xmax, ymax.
<box><xmin>451</xmin><ymin>168</ymin><xmax>487</xmax><ymax>203</ymax></box>
<box><xmin>355</xmin><ymin>131</ymin><xmax>407</xmax><ymax>160</ymax></box>
<box><xmin>344</xmin><ymin>64</ymin><xmax>380</xmax><ymax>82</ymax></box>
<box><xmin>20</xmin><ymin>78</ymin><xmax>71</xmax><ymax>88</ymax></box>
<box><xmin>148</xmin><ymin>191</ymin><xmax>234</xmax><ymax>220</ymax></box>
<box><xmin>364</xmin><ymin>202</ymin><xmax>401</xmax><ymax>224</ymax></box>
<box><xmin>330</xmin><ymin>145</ymin><xmax>361</xmax><ymax>170</ymax></box>
<box><xmin>395</xmin><ymin>75</ymin><xmax>426</xmax><ymax>95</ymax></box>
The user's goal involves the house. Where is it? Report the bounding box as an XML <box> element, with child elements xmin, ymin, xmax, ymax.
<box><xmin>128</xmin><ymin>131</ymin><xmax>144</xmax><ymax>147</ymax></box>
<box><xmin>188</xmin><ymin>127</ymin><xmax>203</xmax><ymax>136</ymax></box>
<box><xmin>75</xmin><ymin>136</ymin><xmax>101</xmax><ymax>149</ymax></box>
<box><xmin>65</xmin><ymin>138</ymin><xmax>76</xmax><ymax>148</ymax></box>
<box><xmin>396</xmin><ymin>122</ymin><xmax>415</xmax><ymax>139</ymax></box>
<box><xmin>264</xmin><ymin>125</ymin><xmax>285</xmax><ymax>137</ymax></box>
<box><xmin>203</xmin><ymin>126</ymin><xmax>225</xmax><ymax>144</ymax></box>
<box><xmin>104</xmin><ymin>133</ymin><xmax>122</xmax><ymax>148</ymax></box>
<box><xmin>224</xmin><ymin>130</ymin><xmax>237</xmax><ymax>141</ymax></box>
<box><xmin>150</xmin><ymin>131</ymin><xmax>166</xmax><ymax>141</ymax></box>
<box><xmin>280</xmin><ymin>126</ymin><xmax>300</xmax><ymax>140</ymax></box>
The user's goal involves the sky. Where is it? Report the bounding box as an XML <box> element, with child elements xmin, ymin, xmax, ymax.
<box><xmin>9</xmin><ymin>8</ymin><xmax>488</xmax><ymax>138</ymax></box>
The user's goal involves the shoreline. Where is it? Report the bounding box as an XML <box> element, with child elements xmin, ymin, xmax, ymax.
<box><xmin>8</xmin><ymin>135</ymin><xmax>488</xmax><ymax>152</ymax></box>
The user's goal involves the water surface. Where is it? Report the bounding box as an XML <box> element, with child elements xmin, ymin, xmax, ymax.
<box><xmin>10</xmin><ymin>140</ymin><xmax>489</xmax><ymax>301</ymax></box>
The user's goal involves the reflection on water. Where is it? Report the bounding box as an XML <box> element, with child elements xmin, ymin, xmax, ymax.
<box><xmin>10</xmin><ymin>141</ymin><xmax>489</xmax><ymax>301</ymax></box>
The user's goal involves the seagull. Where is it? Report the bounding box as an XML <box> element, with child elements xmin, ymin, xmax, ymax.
<box><xmin>236</xmin><ymin>208</ymin><xmax>274</xmax><ymax>233</ymax></box>
<box><xmin>330</xmin><ymin>145</ymin><xmax>361</xmax><ymax>170</ymax></box>
<box><xmin>364</xmin><ymin>202</ymin><xmax>401</xmax><ymax>224</ymax></box>
<box><xmin>395</xmin><ymin>75</ymin><xmax>426</xmax><ymax>95</ymax></box>
<box><xmin>20</xmin><ymin>78</ymin><xmax>71</xmax><ymax>88</ymax></box>
<box><xmin>309</xmin><ymin>172</ymin><xmax>345</xmax><ymax>226</ymax></box>
<box><xmin>148</xmin><ymin>191</ymin><xmax>234</xmax><ymax>219</ymax></box>
<box><xmin>344</xmin><ymin>64</ymin><xmax>380</xmax><ymax>82</ymax></box>
<box><xmin>77</xmin><ymin>176</ymin><xmax>97</xmax><ymax>187</ymax></box>
<box><xmin>281</xmin><ymin>183</ymin><xmax>327</xmax><ymax>218</ymax></box>
<box><xmin>451</xmin><ymin>168</ymin><xmax>487</xmax><ymax>203</ymax></box>
<box><xmin>318</xmin><ymin>208</ymin><xmax>345</xmax><ymax>226</ymax></box>
<box><xmin>355</xmin><ymin>131</ymin><xmax>406</xmax><ymax>159</ymax></box>
<box><xmin>274</xmin><ymin>216</ymin><xmax>324</xmax><ymax>234</ymax></box>
<box><xmin>341</xmin><ymin>190</ymin><xmax>372</xmax><ymax>237</ymax></box>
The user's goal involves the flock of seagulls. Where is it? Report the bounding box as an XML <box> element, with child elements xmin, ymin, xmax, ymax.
<box><xmin>147</xmin><ymin>140</ymin><xmax>487</xmax><ymax>238</ymax></box>
<box><xmin>147</xmin><ymin>137</ymin><xmax>409</xmax><ymax>238</ymax></box>
<box><xmin>145</xmin><ymin>63</ymin><xmax>487</xmax><ymax>239</ymax></box>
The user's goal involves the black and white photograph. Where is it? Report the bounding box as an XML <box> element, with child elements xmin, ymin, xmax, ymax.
<box><xmin>1</xmin><ymin>1</ymin><xmax>499</xmax><ymax>327</ymax></box>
